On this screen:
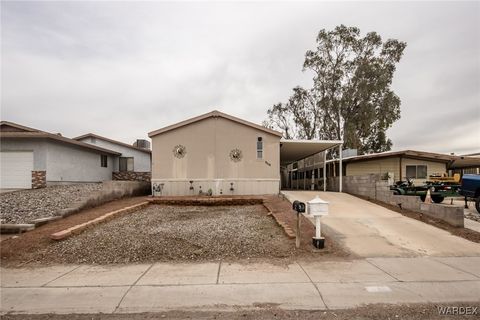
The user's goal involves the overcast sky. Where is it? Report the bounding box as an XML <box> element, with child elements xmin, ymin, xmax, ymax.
<box><xmin>1</xmin><ymin>1</ymin><xmax>479</xmax><ymax>155</ymax></box>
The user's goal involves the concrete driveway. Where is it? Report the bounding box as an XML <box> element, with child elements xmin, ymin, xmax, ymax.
<box><xmin>282</xmin><ymin>191</ymin><xmax>480</xmax><ymax>258</ymax></box>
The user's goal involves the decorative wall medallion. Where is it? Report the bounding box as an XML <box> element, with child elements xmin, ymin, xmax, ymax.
<box><xmin>152</xmin><ymin>183</ymin><xmax>164</xmax><ymax>195</ymax></box>
<box><xmin>173</xmin><ymin>144</ymin><xmax>186</xmax><ymax>158</ymax></box>
<box><xmin>229</xmin><ymin>148</ymin><xmax>243</xmax><ymax>162</ymax></box>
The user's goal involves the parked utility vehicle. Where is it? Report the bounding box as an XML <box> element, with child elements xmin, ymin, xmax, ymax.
<box><xmin>390</xmin><ymin>178</ymin><xmax>450</xmax><ymax>203</ymax></box>
<box><xmin>460</xmin><ymin>174</ymin><xmax>480</xmax><ymax>213</ymax></box>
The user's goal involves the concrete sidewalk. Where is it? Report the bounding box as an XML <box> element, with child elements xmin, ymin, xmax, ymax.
<box><xmin>2</xmin><ymin>257</ymin><xmax>480</xmax><ymax>314</ymax></box>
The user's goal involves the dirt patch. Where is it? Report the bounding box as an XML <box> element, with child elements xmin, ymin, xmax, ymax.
<box><xmin>0</xmin><ymin>197</ymin><xmax>148</xmax><ymax>267</ymax></box>
<box><xmin>355</xmin><ymin>195</ymin><xmax>480</xmax><ymax>243</ymax></box>
<box><xmin>2</xmin><ymin>303</ymin><xmax>478</xmax><ymax>319</ymax></box>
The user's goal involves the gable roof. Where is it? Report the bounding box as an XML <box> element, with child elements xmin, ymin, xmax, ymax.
<box><xmin>0</xmin><ymin>121</ymin><xmax>39</xmax><ymax>132</ymax></box>
<box><xmin>73</xmin><ymin>133</ymin><xmax>151</xmax><ymax>154</ymax></box>
<box><xmin>148</xmin><ymin>110</ymin><xmax>283</xmax><ymax>138</ymax></box>
<box><xmin>0</xmin><ymin>121</ymin><xmax>121</xmax><ymax>156</ymax></box>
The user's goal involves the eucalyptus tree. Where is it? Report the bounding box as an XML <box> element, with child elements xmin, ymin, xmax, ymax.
<box><xmin>265</xmin><ymin>25</ymin><xmax>406</xmax><ymax>154</ymax></box>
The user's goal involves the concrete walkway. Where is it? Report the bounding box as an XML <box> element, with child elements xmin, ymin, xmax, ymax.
<box><xmin>1</xmin><ymin>257</ymin><xmax>480</xmax><ymax>314</ymax></box>
<box><xmin>282</xmin><ymin>191</ymin><xmax>480</xmax><ymax>257</ymax></box>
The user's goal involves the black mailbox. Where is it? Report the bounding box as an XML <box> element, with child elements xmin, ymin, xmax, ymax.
<box><xmin>292</xmin><ymin>200</ymin><xmax>306</xmax><ymax>213</ymax></box>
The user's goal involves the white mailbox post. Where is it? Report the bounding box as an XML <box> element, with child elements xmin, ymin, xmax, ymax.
<box><xmin>307</xmin><ymin>196</ymin><xmax>329</xmax><ymax>249</ymax></box>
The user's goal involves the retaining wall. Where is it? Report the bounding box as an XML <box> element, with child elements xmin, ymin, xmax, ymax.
<box><xmin>1</xmin><ymin>181</ymin><xmax>151</xmax><ymax>234</ymax></box>
<box><xmin>112</xmin><ymin>171</ymin><xmax>151</xmax><ymax>182</ymax></box>
<box><xmin>59</xmin><ymin>181</ymin><xmax>150</xmax><ymax>217</ymax></box>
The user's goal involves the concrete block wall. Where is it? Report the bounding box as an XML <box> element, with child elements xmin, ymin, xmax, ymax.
<box><xmin>59</xmin><ymin>181</ymin><xmax>151</xmax><ymax>217</ymax></box>
<box><xmin>327</xmin><ymin>174</ymin><xmax>380</xmax><ymax>199</ymax></box>
<box><xmin>375</xmin><ymin>181</ymin><xmax>422</xmax><ymax>212</ymax></box>
<box><xmin>420</xmin><ymin>203</ymin><xmax>464</xmax><ymax>227</ymax></box>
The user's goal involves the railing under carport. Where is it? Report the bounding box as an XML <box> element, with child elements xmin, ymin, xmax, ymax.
<box><xmin>279</xmin><ymin>139</ymin><xmax>344</xmax><ymax>192</ymax></box>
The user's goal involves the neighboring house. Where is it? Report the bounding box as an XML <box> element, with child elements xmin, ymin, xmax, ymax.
<box><xmin>148</xmin><ymin>110</ymin><xmax>343</xmax><ymax>196</ymax></box>
<box><xmin>341</xmin><ymin>150</ymin><xmax>454</xmax><ymax>185</ymax></box>
<box><xmin>284</xmin><ymin>150</ymin><xmax>480</xmax><ymax>190</ymax></box>
<box><xmin>0</xmin><ymin>121</ymin><xmax>120</xmax><ymax>189</ymax></box>
<box><xmin>341</xmin><ymin>150</ymin><xmax>480</xmax><ymax>184</ymax></box>
<box><xmin>73</xmin><ymin>133</ymin><xmax>151</xmax><ymax>181</ymax></box>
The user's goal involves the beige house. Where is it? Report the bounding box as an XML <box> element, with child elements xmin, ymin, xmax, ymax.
<box><xmin>148</xmin><ymin>110</ymin><xmax>342</xmax><ymax>196</ymax></box>
<box><xmin>344</xmin><ymin>151</ymin><xmax>449</xmax><ymax>184</ymax></box>
<box><xmin>336</xmin><ymin>150</ymin><xmax>480</xmax><ymax>185</ymax></box>
<box><xmin>148</xmin><ymin>110</ymin><xmax>282</xmax><ymax>196</ymax></box>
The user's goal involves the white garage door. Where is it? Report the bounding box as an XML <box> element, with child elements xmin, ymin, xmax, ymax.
<box><xmin>0</xmin><ymin>152</ymin><xmax>33</xmax><ymax>189</ymax></box>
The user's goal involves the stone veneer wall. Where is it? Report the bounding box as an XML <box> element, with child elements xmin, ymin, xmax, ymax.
<box><xmin>31</xmin><ymin>171</ymin><xmax>47</xmax><ymax>189</ymax></box>
<box><xmin>112</xmin><ymin>171</ymin><xmax>151</xmax><ymax>182</ymax></box>
<box><xmin>327</xmin><ymin>174</ymin><xmax>464</xmax><ymax>227</ymax></box>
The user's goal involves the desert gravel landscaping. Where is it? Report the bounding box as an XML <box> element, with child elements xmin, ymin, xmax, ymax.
<box><xmin>0</xmin><ymin>184</ymin><xmax>102</xmax><ymax>224</ymax></box>
<box><xmin>38</xmin><ymin>205</ymin><xmax>297</xmax><ymax>264</ymax></box>
<box><xmin>1</xmin><ymin>196</ymin><xmax>346</xmax><ymax>266</ymax></box>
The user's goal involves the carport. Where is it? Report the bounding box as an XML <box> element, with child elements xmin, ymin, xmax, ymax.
<box><xmin>280</xmin><ymin>139</ymin><xmax>343</xmax><ymax>192</ymax></box>
<box><xmin>449</xmin><ymin>156</ymin><xmax>480</xmax><ymax>175</ymax></box>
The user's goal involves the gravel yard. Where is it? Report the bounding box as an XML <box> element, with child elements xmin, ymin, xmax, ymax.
<box><xmin>0</xmin><ymin>184</ymin><xmax>102</xmax><ymax>224</ymax></box>
<box><xmin>39</xmin><ymin>205</ymin><xmax>295</xmax><ymax>264</ymax></box>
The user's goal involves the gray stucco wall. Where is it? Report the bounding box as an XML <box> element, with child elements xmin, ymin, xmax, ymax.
<box><xmin>79</xmin><ymin>137</ymin><xmax>151</xmax><ymax>172</ymax></box>
<box><xmin>0</xmin><ymin>138</ymin><xmax>47</xmax><ymax>170</ymax></box>
<box><xmin>46</xmin><ymin>140</ymin><xmax>114</xmax><ymax>183</ymax></box>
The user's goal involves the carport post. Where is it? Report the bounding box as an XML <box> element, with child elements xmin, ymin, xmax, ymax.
<box><xmin>323</xmin><ymin>151</ymin><xmax>327</xmax><ymax>192</ymax></box>
<box><xmin>339</xmin><ymin>143</ymin><xmax>343</xmax><ymax>193</ymax></box>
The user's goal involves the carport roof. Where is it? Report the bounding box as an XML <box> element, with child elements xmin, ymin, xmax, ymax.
<box><xmin>280</xmin><ymin>139</ymin><xmax>343</xmax><ymax>165</ymax></box>
<box><xmin>449</xmin><ymin>156</ymin><xmax>480</xmax><ymax>169</ymax></box>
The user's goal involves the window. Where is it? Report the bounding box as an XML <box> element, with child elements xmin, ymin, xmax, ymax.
<box><xmin>406</xmin><ymin>165</ymin><xmax>427</xmax><ymax>179</ymax></box>
<box><xmin>119</xmin><ymin>157</ymin><xmax>134</xmax><ymax>172</ymax></box>
<box><xmin>256</xmin><ymin>137</ymin><xmax>263</xmax><ymax>159</ymax></box>
<box><xmin>101</xmin><ymin>155</ymin><xmax>108</xmax><ymax>167</ymax></box>
<box><xmin>417</xmin><ymin>165</ymin><xmax>427</xmax><ymax>179</ymax></box>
